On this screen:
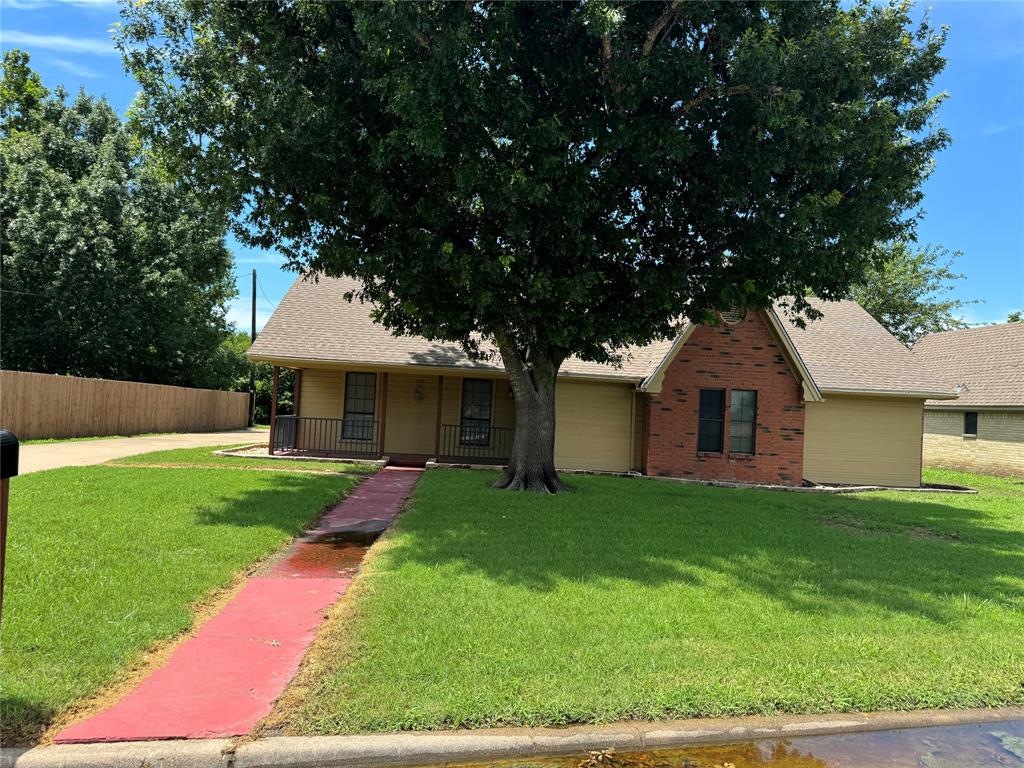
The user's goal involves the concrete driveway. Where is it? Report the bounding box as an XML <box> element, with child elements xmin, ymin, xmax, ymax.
<box><xmin>17</xmin><ymin>430</ymin><xmax>266</xmax><ymax>475</ymax></box>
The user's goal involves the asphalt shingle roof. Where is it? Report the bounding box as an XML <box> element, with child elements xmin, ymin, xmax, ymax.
<box><xmin>248</xmin><ymin>275</ymin><xmax>672</xmax><ymax>381</ymax></box>
<box><xmin>771</xmin><ymin>297</ymin><xmax>955</xmax><ymax>397</ymax></box>
<box><xmin>911</xmin><ymin>323</ymin><xmax>1024</xmax><ymax>407</ymax></box>
<box><xmin>249</xmin><ymin>275</ymin><xmax>955</xmax><ymax>397</ymax></box>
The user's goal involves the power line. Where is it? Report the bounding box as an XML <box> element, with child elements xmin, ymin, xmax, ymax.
<box><xmin>255</xmin><ymin>275</ymin><xmax>278</xmax><ymax>310</ymax></box>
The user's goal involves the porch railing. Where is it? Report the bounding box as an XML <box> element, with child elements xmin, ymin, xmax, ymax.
<box><xmin>439</xmin><ymin>423</ymin><xmax>514</xmax><ymax>463</ymax></box>
<box><xmin>272</xmin><ymin>416</ymin><xmax>380</xmax><ymax>457</ymax></box>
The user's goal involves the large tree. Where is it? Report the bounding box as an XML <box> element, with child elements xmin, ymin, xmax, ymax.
<box><xmin>849</xmin><ymin>242</ymin><xmax>976</xmax><ymax>345</ymax></box>
<box><xmin>120</xmin><ymin>1</ymin><xmax>947</xmax><ymax>491</ymax></box>
<box><xmin>0</xmin><ymin>51</ymin><xmax>236</xmax><ymax>389</ymax></box>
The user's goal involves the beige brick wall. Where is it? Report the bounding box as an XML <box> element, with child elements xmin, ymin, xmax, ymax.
<box><xmin>923</xmin><ymin>409</ymin><xmax>1024</xmax><ymax>476</ymax></box>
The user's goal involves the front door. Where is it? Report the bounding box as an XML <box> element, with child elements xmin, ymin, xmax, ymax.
<box><xmin>382</xmin><ymin>374</ymin><xmax>438</xmax><ymax>458</ymax></box>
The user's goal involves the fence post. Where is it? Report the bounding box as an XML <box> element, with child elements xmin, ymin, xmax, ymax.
<box><xmin>268</xmin><ymin>366</ymin><xmax>280</xmax><ymax>456</ymax></box>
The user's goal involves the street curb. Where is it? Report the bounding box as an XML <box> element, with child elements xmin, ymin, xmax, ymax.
<box><xmin>0</xmin><ymin>738</ymin><xmax>234</xmax><ymax>768</ymax></box>
<box><xmin>4</xmin><ymin>708</ymin><xmax>1022</xmax><ymax>768</ymax></box>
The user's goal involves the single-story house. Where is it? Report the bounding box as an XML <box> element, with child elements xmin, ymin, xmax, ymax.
<box><xmin>912</xmin><ymin>322</ymin><xmax>1024</xmax><ymax>476</ymax></box>
<box><xmin>248</xmin><ymin>275</ymin><xmax>957</xmax><ymax>487</ymax></box>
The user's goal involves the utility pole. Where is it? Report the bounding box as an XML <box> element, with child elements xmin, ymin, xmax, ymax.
<box><xmin>248</xmin><ymin>269</ymin><xmax>257</xmax><ymax>427</ymax></box>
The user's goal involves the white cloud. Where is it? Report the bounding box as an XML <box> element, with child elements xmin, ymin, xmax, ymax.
<box><xmin>959</xmin><ymin>303</ymin><xmax>1022</xmax><ymax>327</ymax></box>
<box><xmin>52</xmin><ymin>58</ymin><xmax>101</xmax><ymax>78</ymax></box>
<box><xmin>980</xmin><ymin>118</ymin><xmax>1024</xmax><ymax>136</ymax></box>
<box><xmin>1</xmin><ymin>30</ymin><xmax>116</xmax><ymax>56</ymax></box>
<box><xmin>234</xmin><ymin>254</ymin><xmax>288</xmax><ymax>266</ymax></box>
<box><xmin>226</xmin><ymin>298</ymin><xmax>276</xmax><ymax>332</ymax></box>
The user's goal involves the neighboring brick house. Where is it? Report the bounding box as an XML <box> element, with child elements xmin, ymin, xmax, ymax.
<box><xmin>249</xmin><ymin>275</ymin><xmax>956</xmax><ymax>487</ymax></box>
<box><xmin>913</xmin><ymin>323</ymin><xmax>1024</xmax><ymax>476</ymax></box>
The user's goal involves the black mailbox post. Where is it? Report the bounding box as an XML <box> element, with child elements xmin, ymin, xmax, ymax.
<box><xmin>1</xmin><ymin>429</ymin><xmax>18</xmax><ymax>620</ymax></box>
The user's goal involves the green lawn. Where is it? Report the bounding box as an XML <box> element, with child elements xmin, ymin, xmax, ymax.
<box><xmin>112</xmin><ymin>444</ymin><xmax>378</xmax><ymax>474</ymax></box>
<box><xmin>0</xmin><ymin>463</ymin><xmax>359</xmax><ymax>743</ymax></box>
<box><xmin>285</xmin><ymin>467</ymin><xmax>1024</xmax><ymax>734</ymax></box>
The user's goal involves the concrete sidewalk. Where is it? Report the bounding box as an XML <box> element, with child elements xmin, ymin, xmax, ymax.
<box><xmin>17</xmin><ymin>430</ymin><xmax>264</xmax><ymax>474</ymax></box>
<box><xmin>54</xmin><ymin>468</ymin><xmax>422</xmax><ymax>744</ymax></box>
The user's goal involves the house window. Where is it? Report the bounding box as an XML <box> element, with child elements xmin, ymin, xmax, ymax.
<box><xmin>964</xmin><ymin>411</ymin><xmax>978</xmax><ymax>437</ymax></box>
<box><xmin>460</xmin><ymin>379</ymin><xmax>493</xmax><ymax>446</ymax></box>
<box><xmin>697</xmin><ymin>389</ymin><xmax>725</xmax><ymax>453</ymax></box>
<box><xmin>342</xmin><ymin>372</ymin><xmax>376</xmax><ymax>440</ymax></box>
<box><xmin>729</xmin><ymin>390</ymin><xmax>757</xmax><ymax>454</ymax></box>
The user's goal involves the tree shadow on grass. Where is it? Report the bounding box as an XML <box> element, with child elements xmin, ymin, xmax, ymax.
<box><xmin>187</xmin><ymin>472</ymin><xmax>360</xmax><ymax>534</ymax></box>
<box><xmin>384</xmin><ymin>471</ymin><xmax>1024</xmax><ymax>625</ymax></box>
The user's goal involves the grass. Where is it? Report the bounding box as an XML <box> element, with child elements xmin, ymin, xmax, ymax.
<box><xmin>0</xmin><ymin>463</ymin><xmax>359</xmax><ymax>743</ymax></box>
<box><xmin>111</xmin><ymin>444</ymin><xmax>379</xmax><ymax>474</ymax></box>
<box><xmin>285</xmin><ymin>467</ymin><xmax>1024</xmax><ymax>734</ymax></box>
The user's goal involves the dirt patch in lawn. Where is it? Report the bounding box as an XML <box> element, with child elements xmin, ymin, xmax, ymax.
<box><xmin>104</xmin><ymin>461</ymin><xmax>348</xmax><ymax>475</ymax></box>
<box><xmin>821</xmin><ymin>515</ymin><xmax>964</xmax><ymax>542</ymax></box>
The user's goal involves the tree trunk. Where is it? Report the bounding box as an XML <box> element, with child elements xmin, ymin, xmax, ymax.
<box><xmin>493</xmin><ymin>335</ymin><xmax>570</xmax><ymax>493</ymax></box>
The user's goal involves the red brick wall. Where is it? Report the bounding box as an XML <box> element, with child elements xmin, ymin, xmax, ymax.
<box><xmin>644</xmin><ymin>312</ymin><xmax>805</xmax><ymax>485</ymax></box>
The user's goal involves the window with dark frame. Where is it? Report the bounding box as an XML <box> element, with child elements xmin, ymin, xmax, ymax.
<box><xmin>460</xmin><ymin>379</ymin><xmax>493</xmax><ymax>446</ymax></box>
<box><xmin>729</xmin><ymin>390</ymin><xmax>757</xmax><ymax>454</ymax></box>
<box><xmin>342</xmin><ymin>372</ymin><xmax>376</xmax><ymax>441</ymax></box>
<box><xmin>964</xmin><ymin>411</ymin><xmax>978</xmax><ymax>436</ymax></box>
<box><xmin>697</xmin><ymin>389</ymin><xmax>725</xmax><ymax>453</ymax></box>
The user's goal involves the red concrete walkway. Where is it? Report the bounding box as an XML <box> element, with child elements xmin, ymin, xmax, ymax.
<box><xmin>56</xmin><ymin>467</ymin><xmax>421</xmax><ymax>744</ymax></box>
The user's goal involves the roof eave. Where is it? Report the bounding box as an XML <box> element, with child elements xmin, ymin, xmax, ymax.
<box><xmin>638</xmin><ymin>324</ymin><xmax>696</xmax><ymax>394</ymax></box>
<box><xmin>924</xmin><ymin>402</ymin><xmax>1024</xmax><ymax>410</ymax></box>
<box><xmin>246</xmin><ymin>351</ymin><xmax>644</xmax><ymax>384</ymax></box>
<box><xmin>762</xmin><ymin>309</ymin><xmax>824</xmax><ymax>402</ymax></box>
<box><xmin>820</xmin><ymin>387</ymin><xmax>959</xmax><ymax>400</ymax></box>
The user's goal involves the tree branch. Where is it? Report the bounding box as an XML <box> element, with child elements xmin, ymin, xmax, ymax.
<box><xmin>642</xmin><ymin>0</ymin><xmax>684</xmax><ymax>58</ymax></box>
<box><xmin>672</xmin><ymin>84</ymin><xmax>756</xmax><ymax>118</ymax></box>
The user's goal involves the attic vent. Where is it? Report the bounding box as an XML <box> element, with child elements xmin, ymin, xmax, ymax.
<box><xmin>718</xmin><ymin>306</ymin><xmax>746</xmax><ymax>325</ymax></box>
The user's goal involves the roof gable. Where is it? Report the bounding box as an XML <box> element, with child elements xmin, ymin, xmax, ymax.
<box><xmin>770</xmin><ymin>298</ymin><xmax>956</xmax><ymax>398</ymax></box>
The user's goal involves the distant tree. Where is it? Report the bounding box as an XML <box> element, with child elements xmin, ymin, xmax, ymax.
<box><xmin>1008</xmin><ymin>311</ymin><xmax>1023</xmax><ymax>323</ymax></box>
<box><xmin>849</xmin><ymin>242</ymin><xmax>977</xmax><ymax>345</ymax></box>
<box><xmin>219</xmin><ymin>330</ymin><xmax>293</xmax><ymax>423</ymax></box>
<box><xmin>121</xmin><ymin>1</ymin><xmax>948</xmax><ymax>490</ymax></box>
<box><xmin>0</xmin><ymin>51</ymin><xmax>236</xmax><ymax>389</ymax></box>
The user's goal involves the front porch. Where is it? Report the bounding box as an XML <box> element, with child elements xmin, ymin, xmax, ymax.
<box><xmin>270</xmin><ymin>415</ymin><xmax>515</xmax><ymax>465</ymax></box>
<box><xmin>267</xmin><ymin>367</ymin><xmax>517</xmax><ymax>466</ymax></box>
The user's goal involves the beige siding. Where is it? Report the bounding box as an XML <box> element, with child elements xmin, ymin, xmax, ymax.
<box><xmin>298</xmin><ymin>368</ymin><xmax>345</xmax><ymax>419</ymax></box>
<box><xmin>296</xmin><ymin>367</ymin><xmax>382</xmax><ymax>452</ymax></box>
<box><xmin>295</xmin><ymin>367</ymin><xmax>637</xmax><ymax>470</ymax></box>
<box><xmin>803</xmin><ymin>395</ymin><xmax>924</xmax><ymax>487</ymax></box>
<box><xmin>554</xmin><ymin>379</ymin><xmax>634</xmax><ymax>472</ymax></box>
<box><xmin>923</xmin><ymin>409</ymin><xmax>1024</xmax><ymax>476</ymax></box>
<box><xmin>383</xmin><ymin>373</ymin><xmax>438</xmax><ymax>455</ymax></box>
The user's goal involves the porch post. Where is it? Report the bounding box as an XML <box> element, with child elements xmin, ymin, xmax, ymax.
<box><xmin>269</xmin><ymin>365</ymin><xmax>280</xmax><ymax>456</ymax></box>
<box><xmin>293</xmin><ymin>369</ymin><xmax>303</xmax><ymax>417</ymax></box>
<box><xmin>378</xmin><ymin>372</ymin><xmax>389</xmax><ymax>459</ymax></box>
<box><xmin>434</xmin><ymin>375</ymin><xmax>444</xmax><ymax>458</ymax></box>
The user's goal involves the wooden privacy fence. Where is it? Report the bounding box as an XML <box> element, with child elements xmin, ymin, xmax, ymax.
<box><xmin>0</xmin><ymin>370</ymin><xmax>250</xmax><ymax>440</ymax></box>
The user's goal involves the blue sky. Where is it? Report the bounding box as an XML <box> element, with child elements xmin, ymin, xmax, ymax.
<box><xmin>2</xmin><ymin>0</ymin><xmax>1022</xmax><ymax>330</ymax></box>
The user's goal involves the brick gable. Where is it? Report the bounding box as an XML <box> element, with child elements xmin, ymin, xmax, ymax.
<box><xmin>643</xmin><ymin>311</ymin><xmax>805</xmax><ymax>484</ymax></box>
